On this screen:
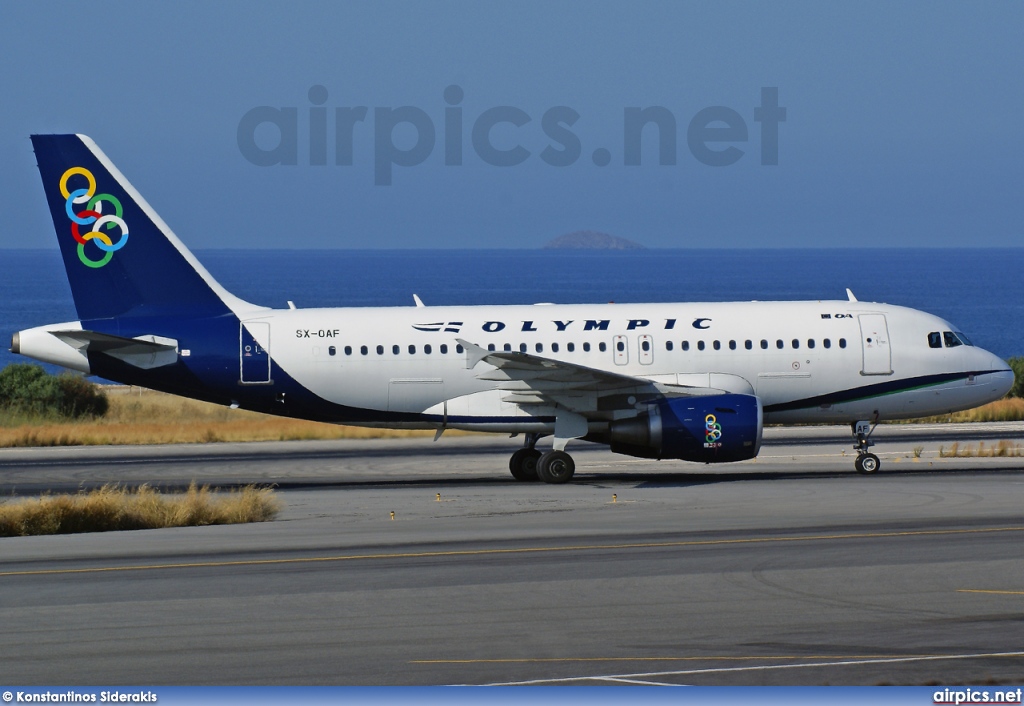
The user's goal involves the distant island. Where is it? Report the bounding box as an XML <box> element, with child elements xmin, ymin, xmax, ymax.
<box><xmin>542</xmin><ymin>231</ymin><xmax>646</xmax><ymax>250</ymax></box>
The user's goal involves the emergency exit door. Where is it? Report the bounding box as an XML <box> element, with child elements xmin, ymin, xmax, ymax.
<box><xmin>613</xmin><ymin>335</ymin><xmax>628</xmax><ymax>365</ymax></box>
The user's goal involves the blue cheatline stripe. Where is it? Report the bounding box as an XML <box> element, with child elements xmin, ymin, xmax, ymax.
<box><xmin>763</xmin><ymin>370</ymin><xmax>1003</xmax><ymax>414</ymax></box>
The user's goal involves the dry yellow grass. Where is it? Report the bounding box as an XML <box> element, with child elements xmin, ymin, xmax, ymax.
<box><xmin>0</xmin><ymin>386</ymin><xmax>465</xmax><ymax>447</ymax></box>
<box><xmin>908</xmin><ymin>397</ymin><xmax>1024</xmax><ymax>424</ymax></box>
<box><xmin>938</xmin><ymin>440</ymin><xmax>1024</xmax><ymax>458</ymax></box>
<box><xmin>2</xmin><ymin>386</ymin><xmax>1021</xmax><ymax>449</ymax></box>
<box><xmin>0</xmin><ymin>482</ymin><xmax>280</xmax><ymax>537</ymax></box>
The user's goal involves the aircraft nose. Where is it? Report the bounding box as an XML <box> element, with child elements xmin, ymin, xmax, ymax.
<box><xmin>994</xmin><ymin>370</ymin><xmax>1015</xmax><ymax>398</ymax></box>
<box><xmin>981</xmin><ymin>350</ymin><xmax>1014</xmax><ymax>397</ymax></box>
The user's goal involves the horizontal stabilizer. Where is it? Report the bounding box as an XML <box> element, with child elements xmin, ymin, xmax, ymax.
<box><xmin>51</xmin><ymin>330</ymin><xmax>179</xmax><ymax>370</ymax></box>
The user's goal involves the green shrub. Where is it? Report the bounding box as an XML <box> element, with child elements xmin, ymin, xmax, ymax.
<box><xmin>1008</xmin><ymin>357</ymin><xmax>1024</xmax><ymax>399</ymax></box>
<box><xmin>0</xmin><ymin>364</ymin><xmax>107</xmax><ymax>419</ymax></box>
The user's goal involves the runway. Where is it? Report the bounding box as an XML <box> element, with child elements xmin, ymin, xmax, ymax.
<box><xmin>2</xmin><ymin>423</ymin><xmax>1024</xmax><ymax>685</ymax></box>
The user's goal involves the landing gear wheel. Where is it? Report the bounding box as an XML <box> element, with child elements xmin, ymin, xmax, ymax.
<box><xmin>509</xmin><ymin>448</ymin><xmax>541</xmax><ymax>481</ymax></box>
<box><xmin>537</xmin><ymin>450</ymin><xmax>575</xmax><ymax>484</ymax></box>
<box><xmin>851</xmin><ymin>418</ymin><xmax>881</xmax><ymax>475</ymax></box>
<box><xmin>855</xmin><ymin>453</ymin><xmax>880</xmax><ymax>474</ymax></box>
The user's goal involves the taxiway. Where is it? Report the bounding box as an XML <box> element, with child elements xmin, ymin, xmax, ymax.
<box><xmin>2</xmin><ymin>423</ymin><xmax>1023</xmax><ymax>685</ymax></box>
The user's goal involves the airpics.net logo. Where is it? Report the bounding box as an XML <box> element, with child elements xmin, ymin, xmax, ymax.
<box><xmin>237</xmin><ymin>85</ymin><xmax>786</xmax><ymax>185</ymax></box>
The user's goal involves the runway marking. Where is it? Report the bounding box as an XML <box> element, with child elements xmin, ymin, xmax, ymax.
<box><xmin>595</xmin><ymin>677</ymin><xmax>684</xmax><ymax>686</ymax></box>
<box><xmin>958</xmin><ymin>589</ymin><xmax>1024</xmax><ymax>595</ymax></box>
<box><xmin>415</xmin><ymin>654</ymin><xmax>937</xmax><ymax>664</ymax></box>
<box><xmin>481</xmin><ymin>651</ymin><xmax>1024</xmax><ymax>686</ymax></box>
<box><xmin>3</xmin><ymin>525</ymin><xmax>1023</xmax><ymax>578</ymax></box>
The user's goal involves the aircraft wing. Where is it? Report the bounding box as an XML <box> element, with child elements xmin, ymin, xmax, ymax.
<box><xmin>457</xmin><ymin>338</ymin><xmax>729</xmax><ymax>415</ymax></box>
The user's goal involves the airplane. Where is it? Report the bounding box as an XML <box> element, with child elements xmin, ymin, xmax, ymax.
<box><xmin>11</xmin><ymin>134</ymin><xmax>1015</xmax><ymax>483</ymax></box>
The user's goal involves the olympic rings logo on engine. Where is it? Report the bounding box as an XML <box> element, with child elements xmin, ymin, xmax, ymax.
<box><xmin>704</xmin><ymin>413</ymin><xmax>722</xmax><ymax>446</ymax></box>
<box><xmin>59</xmin><ymin>167</ymin><xmax>129</xmax><ymax>268</ymax></box>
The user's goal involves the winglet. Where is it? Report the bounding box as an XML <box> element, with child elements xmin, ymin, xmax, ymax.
<box><xmin>456</xmin><ymin>338</ymin><xmax>489</xmax><ymax>369</ymax></box>
<box><xmin>413</xmin><ymin>294</ymin><xmax>425</xmax><ymax>308</ymax></box>
<box><xmin>846</xmin><ymin>288</ymin><xmax>858</xmax><ymax>302</ymax></box>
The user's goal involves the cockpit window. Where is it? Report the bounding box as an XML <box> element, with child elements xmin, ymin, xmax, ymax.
<box><xmin>927</xmin><ymin>332</ymin><xmax>942</xmax><ymax>349</ymax></box>
<box><xmin>954</xmin><ymin>331</ymin><xmax>973</xmax><ymax>346</ymax></box>
<box><xmin>943</xmin><ymin>331</ymin><xmax>962</xmax><ymax>348</ymax></box>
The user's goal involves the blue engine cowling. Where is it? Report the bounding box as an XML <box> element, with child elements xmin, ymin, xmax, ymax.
<box><xmin>608</xmin><ymin>393</ymin><xmax>763</xmax><ymax>463</ymax></box>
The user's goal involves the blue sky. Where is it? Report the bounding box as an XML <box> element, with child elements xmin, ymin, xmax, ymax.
<box><xmin>2</xmin><ymin>1</ymin><xmax>1021</xmax><ymax>249</ymax></box>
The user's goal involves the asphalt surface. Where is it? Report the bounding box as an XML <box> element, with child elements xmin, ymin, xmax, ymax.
<box><xmin>2</xmin><ymin>423</ymin><xmax>1024</xmax><ymax>686</ymax></box>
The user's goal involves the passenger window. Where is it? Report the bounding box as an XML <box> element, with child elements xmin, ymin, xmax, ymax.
<box><xmin>792</xmin><ymin>339</ymin><xmax>800</xmax><ymax>349</ymax></box>
<box><xmin>409</xmin><ymin>344</ymin><xmax>416</xmax><ymax>354</ymax></box>
<box><xmin>928</xmin><ymin>332</ymin><xmax>942</xmax><ymax>349</ymax></box>
<box><xmin>745</xmin><ymin>340</ymin><xmax>752</xmax><ymax>350</ymax></box>
<box><xmin>682</xmin><ymin>341</ymin><xmax>690</xmax><ymax>351</ymax></box>
<box><xmin>583</xmin><ymin>342</ymin><xmax>591</xmax><ymax>352</ymax></box>
<box><xmin>616</xmin><ymin>340</ymin><xmax>625</xmax><ymax>352</ymax></box>
<box><xmin>599</xmin><ymin>342</ymin><xmax>607</xmax><ymax>352</ymax></box>
<box><xmin>552</xmin><ymin>342</ymin><xmax>559</xmax><ymax>353</ymax></box>
<box><xmin>713</xmin><ymin>340</ymin><xmax>721</xmax><ymax>350</ymax></box>
<box><xmin>487</xmin><ymin>343</ymin><xmax>496</xmax><ymax>352</ymax></box>
<box><xmin>943</xmin><ymin>331</ymin><xmax>962</xmax><ymax>348</ymax></box>
<box><xmin>344</xmin><ymin>346</ymin><xmax>352</xmax><ymax>355</ymax></box>
<box><xmin>360</xmin><ymin>345</ymin><xmax>368</xmax><ymax>355</ymax></box>
<box><xmin>392</xmin><ymin>345</ymin><xmax>399</xmax><ymax>355</ymax></box>
<box><xmin>567</xmin><ymin>342</ymin><xmax>575</xmax><ymax>352</ymax></box>
<box><xmin>424</xmin><ymin>344</ymin><xmax>432</xmax><ymax>354</ymax></box>
<box><xmin>641</xmin><ymin>340</ymin><xmax>650</xmax><ymax>352</ymax></box>
<box><xmin>520</xmin><ymin>343</ymin><xmax>528</xmax><ymax>353</ymax></box>
<box><xmin>697</xmin><ymin>341</ymin><xmax>706</xmax><ymax>351</ymax></box>
<box><xmin>666</xmin><ymin>341</ymin><xmax>674</xmax><ymax>352</ymax></box>
<box><xmin>456</xmin><ymin>344</ymin><xmax>464</xmax><ymax>353</ymax></box>
<box><xmin>536</xmin><ymin>343</ymin><xmax>544</xmax><ymax>353</ymax></box>
<box><xmin>728</xmin><ymin>340</ymin><xmax>736</xmax><ymax>350</ymax></box>
<box><xmin>823</xmin><ymin>339</ymin><xmax>831</xmax><ymax>349</ymax></box>
<box><xmin>776</xmin><ymin>340</ymin><xmax>784</xmax><ymax>350</ymax></box>
<box><xmin>807</xmin><ymin>339</ymin><xmax>815</xmax><ymax>349</ymax></box>
<box><xmin>839</xmin><ymin>338</ymin><xmax>847</xmax><ymax>349</ymax></box>
<box><xmin>376</xmin><ymin>345</ymin><xmax>384</xmax><ymax>355</ymax></box>
<box><xmin>440</xmin><ymin>344</ymin><xmax>448</xmax><ymax>354</ymax></box>
<box><xmin>503</xmin><ymin>343</ymin><xmax>512</xmax><ymax>352</ymax></box>
<box><xmin>329</xmin><ymin>346</ymin><xmax>336</xmax><ymax>356</ymax></box>
<box><xmin>761</xmin><ymin>340</ymin><xmax>768</xmax><ymax>350</ymax></box>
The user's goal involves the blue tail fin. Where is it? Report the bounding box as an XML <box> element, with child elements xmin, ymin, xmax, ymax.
<box><xmin>31</xmin><ymin>134</ymin><xmax>244</xmax><ymax>321</ymax></box>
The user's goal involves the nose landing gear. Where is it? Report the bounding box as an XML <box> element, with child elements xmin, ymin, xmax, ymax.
<box><xmin>852</xmin><ymin>418</ymin><xmax>881</xmax><ymax>474</ymax></box>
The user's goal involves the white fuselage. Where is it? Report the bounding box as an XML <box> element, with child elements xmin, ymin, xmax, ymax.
<box><xmin>236</xmin><ymin>299</ymin><xmax>1011</xmax><ymax>432</ymax></box>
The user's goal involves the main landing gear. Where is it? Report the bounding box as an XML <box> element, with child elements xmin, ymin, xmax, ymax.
<box><xmin>852</xmin><ymin>419</ymin><xmax>881</xmax><ymax>474</ymax></box>
<box><xmin>509</xmin><ymin>434</ymin><xmax>576</xmax><ymax>484</ymax></box>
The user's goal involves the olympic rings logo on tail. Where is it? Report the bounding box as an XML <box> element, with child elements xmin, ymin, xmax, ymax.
<box><xmin>59</xmin><ymin>167</ymin><xmax>129</xmax><ymax>268</ymax></box>
<box><xmin>704</xmin><ymin>413</ymin><xmax>722</xmax><ymax>446</ymax></box>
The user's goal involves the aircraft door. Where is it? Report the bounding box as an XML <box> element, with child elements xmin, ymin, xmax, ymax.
<box><xmin>613</xmin><ymin>335</ymin><xmax>628</xmax><ymax>365</ymax></box>
<box><xmin>240</xmin><ymin>321</ymin><xmax>272</xmax><ymax>383</ymax></box>
<box><xmin>638</xmin><ymin>335</ymin><xmax>654</xmax><ymax>365</ymax></box>
<box><xmin>858</xmin><ymin>314</ymin><xmax>892</xmax><ymax>375</ymax></box>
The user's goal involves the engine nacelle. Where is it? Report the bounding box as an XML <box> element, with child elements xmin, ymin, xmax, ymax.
<box><xmin>608</xmin><ymin>393</ymin><xmax>763</xmax><ymax>463</ymax></box>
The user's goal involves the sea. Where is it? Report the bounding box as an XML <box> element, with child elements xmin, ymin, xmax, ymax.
<box><xmin>2</xmin><ymin>248</ymin><xmax>1023</xmax><ymax>375</ymax></box>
